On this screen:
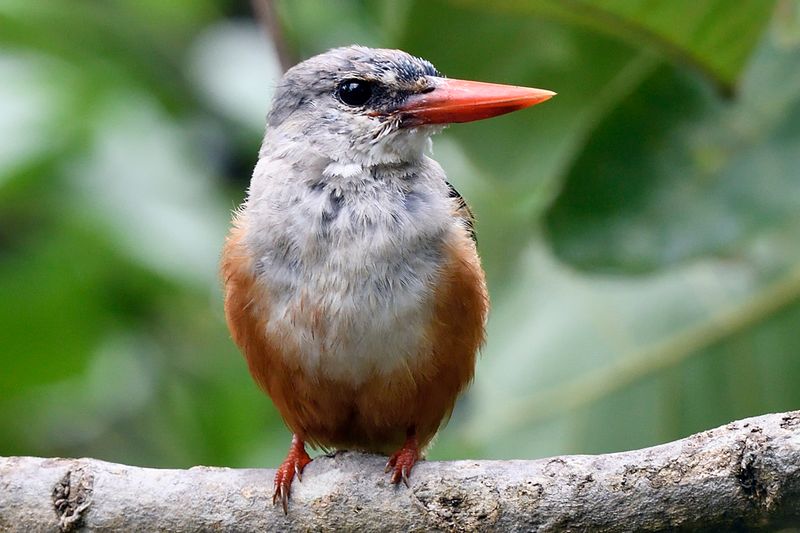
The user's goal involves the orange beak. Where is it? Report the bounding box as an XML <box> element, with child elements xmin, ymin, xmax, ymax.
<box><xmin>397</xmin><ymin>78</ymin><xmax>555</xmax><ymax>126</ymax></box>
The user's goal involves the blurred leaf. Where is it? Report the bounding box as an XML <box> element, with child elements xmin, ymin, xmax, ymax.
<box><xmin>439</xmin><ymin>22</ymin><xmax>800</xmax><ymax>460</ymax></box>
<box><xmin>451</xmin><ymin>237</ymin><xmax>800</xmax><ymax>457</ymax></box>
<box><xmin>275</xmin><ymin>0</ymin><xmax>384</xmax><ymax>57</ymax></box>
<box><xmin>0</xmin><ymin>0</ymin><xmax>211</xmax><ymax>112</ymax></box>
<box><xmin>69</xmin><ymin>93</ymin><xmax>229</xmax><ymax>285</ymax></box>
<box><xmin>186</xmin><ymin>20</ymin><xmax>281</xmax><ymax>131</ymax></box>
<box><xmin>453</xmin><ymin>0</ymin><xmax>776</xmax><ymax>92</ymax></box>
<box><xmin>546</xmin><ymin>27</ymin><xmax>800</xmax><ymax>272</ymax></box>
<box><xmin>0</xmin><ymin>55</ymin><xmax>59</xmax><ymax>180</ymax></box>
<box><xmin>0</xmin><ymin>218</ymin><xmax>166</xmax><ymax>395</ymax></box>
<box><xmin>0</xmin><ymin>0</ymin><xmax>279</xmax><ymax>464</ymax></box>
<box><xmin>399</xmin><ymin>0</ymin><xmax>659</xmax><ymax>284</ymax></box>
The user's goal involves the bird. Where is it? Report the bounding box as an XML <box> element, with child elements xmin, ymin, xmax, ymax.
<box><xmin>221</xmin><ymin>45</ymin><xmax>554</xmax><ymax>512</ymax></box>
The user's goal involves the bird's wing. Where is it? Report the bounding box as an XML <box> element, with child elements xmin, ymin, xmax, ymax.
<box><xmin>446</xmin><ymin>181</ymin><xmax>476</xmax><ymax>244</ymax></box>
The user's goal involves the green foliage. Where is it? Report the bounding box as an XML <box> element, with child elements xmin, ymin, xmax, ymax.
<box><xmin>1</xmin><ymin>0</ymin><xmax>797</xmax><ymax>468</ymax></box>
<box><xmin>456</xmin><ymin>0</ymin><xmax>774</xmax><ymax>91</ymax></box>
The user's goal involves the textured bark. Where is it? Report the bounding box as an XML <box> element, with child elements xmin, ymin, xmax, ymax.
<box><xmin>1</xmin><ymin>411</ymin><xmax>799</xmax><ymax>532</ymax></box>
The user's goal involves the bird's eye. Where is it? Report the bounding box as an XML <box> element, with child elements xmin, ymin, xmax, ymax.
<box><xmin>336</xmin><ymin>79</ymin><xmax>374</xmax><ymax>107</ymax></box>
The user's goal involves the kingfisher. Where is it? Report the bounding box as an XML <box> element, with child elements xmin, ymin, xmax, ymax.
<box><xmin>221</xmin><ymin>45</ymin><xmax>554</xmax><ymax>512</ymax></box>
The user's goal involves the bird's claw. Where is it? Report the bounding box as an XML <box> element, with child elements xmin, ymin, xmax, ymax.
<box><xmin>272</xmin><ymin>482</ymin><xmax>289</xmax><ymax>515</ymax></box>
<box><xmin>273</xmin><ymin>436</ymin><xmax>312</xmax><ymax>514</ymax></box>
<box><xmin>386</xmin><ymin>436</ymin><xmax>419</xmax><ymax>488</ymax></box>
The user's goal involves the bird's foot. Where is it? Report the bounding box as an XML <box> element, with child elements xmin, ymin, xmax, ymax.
<box><xmin>385</xmin><ymin>433</ymin><xmax>419</xmax><ymax>487</ymax></box>
<box><xmin>273</xmin><ymin>435</ymin><xmax>312</xmax><ymax>514</ymax></box>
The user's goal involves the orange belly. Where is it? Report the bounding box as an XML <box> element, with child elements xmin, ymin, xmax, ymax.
<box><xmin>221</xmin><ymin>221</ymin><xmax>487</xmax><ymax>453</ymax></box>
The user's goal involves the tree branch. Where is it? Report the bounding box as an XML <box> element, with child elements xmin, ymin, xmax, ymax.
<box><xmin>2</xmin><ymin>411</ymin><xmax>799</xmax><ymax>532</ymax></box>
<box><xmin>250</xmin><ymin>0</ymin><xmax>296</xmax><ymax>73</ymax></box>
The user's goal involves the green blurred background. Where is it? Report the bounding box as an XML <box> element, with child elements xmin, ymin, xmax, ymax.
<box><xmin>1</xmin><ymin>0</ymin><xmax>799</xmax><ymax>469</ymax></box>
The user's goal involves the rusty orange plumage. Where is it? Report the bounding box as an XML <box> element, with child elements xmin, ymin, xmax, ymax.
<box><xmin>221</xmin><ymin>45</ymin><xmax>553</xmax><ymax>511</ymax></box>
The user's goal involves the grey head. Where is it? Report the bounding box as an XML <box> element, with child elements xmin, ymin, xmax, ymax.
<box><xmin>263</xmin><ymin>46</ymin><xmax>445</xmax><ymax>166</ymax></box>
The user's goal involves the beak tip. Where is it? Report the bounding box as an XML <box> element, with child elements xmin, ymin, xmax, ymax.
<box><xmin>538</xmin><ymin>89</ymin><xmax>557</xmax><ymax>100</ymax></box>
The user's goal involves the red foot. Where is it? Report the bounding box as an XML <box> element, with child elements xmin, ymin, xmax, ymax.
<box><xmin>385</xmin><ymin>433</ymin><xmax>419</xmax><ymax>487</ymax></box>
<box><xmin>273</xmin><ymin>435</ymin><xmax>312</xmax><ymax>514</ymax></box>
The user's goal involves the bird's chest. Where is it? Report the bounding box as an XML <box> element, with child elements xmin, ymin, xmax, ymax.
<box><xmin>247</xmin><ymin>175</ymin><xmax>450</xmax><ymax>383</ymax></box>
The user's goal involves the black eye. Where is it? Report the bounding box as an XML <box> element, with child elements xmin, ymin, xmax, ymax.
<box><xmin>336</xmin><ymin>79</ymin><xmax>374</xmax><ymax>106</ymax></box>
